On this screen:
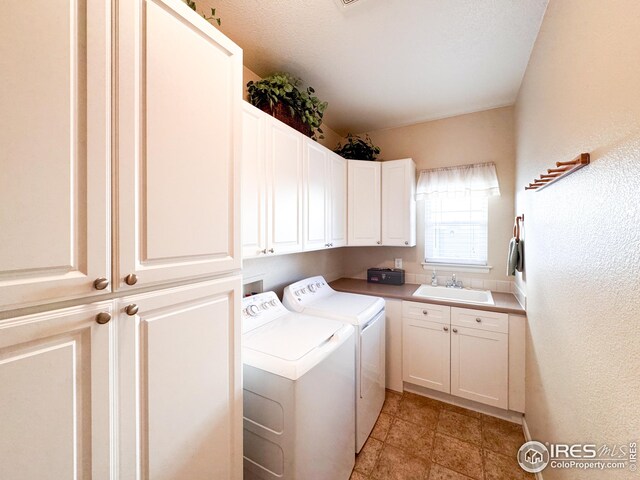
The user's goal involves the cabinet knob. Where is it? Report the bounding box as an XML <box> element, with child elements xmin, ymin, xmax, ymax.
<box><xmin>475</xmin><ymin>317</ymin><xmax>482</xmax><ymax>323</ymax></box>
<box><xmin>124</xmin><ymin>273</ymin><xmax>138</xmax><ymax>286</ymax></box>
<box><xmin>376</xmin><ymin>241</ymin><xmax>381</xmax><ymax>245</ymax></box>
<box><xmin>93</xmin><ymin>277</ymin><xmax>109</xmax><ymax>290</ymax></box>
<box><xmin>268</xmin><ymin>248</ymin><xmax>275</xmax><ymax>253</ymax></box>
<box><xmin>125</xmin><ymin>304</ymin><xmax>139</xmax><ymax>316</ymax></box>
<box><xmin>404</xmin><ymin>241</ymin><xmax>409</xmax><ymax>245</ymax></box>
<box><xmin>452</xmin><ymin>328</ymin><xmax>458</xmax><ymax>333</ymax></box>
<box><xmin>443</xmin><ymin>326</ymin><xmax>449</xmax><ymax>332</ymax></box>
<box><xmin>95</xmin><ymin>312</ymin><xmax>111</xmax><ymax>324</ymax></box>
<box><xmin>422</xmin><ymin>310</ymin><xmax>428</xmax><ymax>315</ymax></box>
<box><xmin>260</xmin><ymin>249</ymin><xmax>267</xmax><ymax>254</ymax></box>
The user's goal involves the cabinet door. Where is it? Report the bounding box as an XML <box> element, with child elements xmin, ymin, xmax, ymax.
<box><xmin>382</xmin><ymin>159</ymin><xmax>416</xmax><ymax>247</ymax></box>
<box><xmin>329</xmin><ymin>153</ymin><xmax>348</xmax><ymax>248</ymax></box>
<box><xmin>116</xmin><ymin>0</ymin><xmax>242</xmax><ymax>290</ymax></box>
<box><xmin>0</xmin><ymin>302</ymin><xmax>114</xmax><ymax>480</ymax></box>
<box><xmin>348</xmin><ymin>160</ymin><xmax>381</xmax><ymax>246</ymax></box>
<box><xmin>241</xmin><ymin>103</ymin><xmax>267</xmax><ymax>258</ymax></box>
<box><xmin>402</xmin><ymin>317</ymin><xmax>450</xmax><ymax>393</ymax></box>
<box><xmin>303</xmin><ymin>139</ymin><xmax>330</xmax><ymax>251</ymax></box>
<box><xmin>450</xmin><ymin>326</ymin><xmax>508</xmax><ymax>409</ymax></box>
<box><xmin>118</xmin><ymin>277</ymin><xmax>242</xmax><ymax>480</ymax></box>
<box><xmin>266</xmin><ymin>117</ymin><xmax>303</xmax><ymax>255</ymax></box>
<box><xmin>0</xmin><ymin>0</ymin><xmax>111</xmax><ymax>311</ymax></box>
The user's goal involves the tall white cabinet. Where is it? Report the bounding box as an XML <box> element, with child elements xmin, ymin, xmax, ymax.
<box><xmin>0</xmin><ymin>0</ymin><xmax>111</xmax><ymax>311</ymax></box>
<box><xmin>116</xmin><ymin>0</ymin><xmax>241</xmax><ymax>289</ymax></box>
<box><xmin>0</xmin><ymin>0</ymin><xmax>243</xmax><ymax>477</ymax></box>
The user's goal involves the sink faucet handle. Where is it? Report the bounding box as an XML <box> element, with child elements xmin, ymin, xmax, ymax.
<box><xmin>431</xmin><ymin>269</ymin><xmax>438</xmax><ymax>286</ymax></box>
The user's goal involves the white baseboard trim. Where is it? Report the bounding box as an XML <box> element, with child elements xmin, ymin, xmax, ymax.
<box><xmin>522</xmin><ymin>416</ymin><xmax>544</xmax><ymax>480</ymax></box>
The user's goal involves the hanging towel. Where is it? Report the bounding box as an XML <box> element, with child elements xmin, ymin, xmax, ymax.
<box><xmin>507</xmin><ymin>238</ymin><xmax>519</xmax><ymax>276</ymax></box>
<box><xmin>516</xmin><ymin>239</ymin><xmax>524</xmax><ymax>272</ymax></box>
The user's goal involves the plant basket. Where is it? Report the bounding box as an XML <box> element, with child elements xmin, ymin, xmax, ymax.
<box><xmin>258</xmin><ymin>102</ymin><xmax>312</xmax><ymax>137</ymax></box>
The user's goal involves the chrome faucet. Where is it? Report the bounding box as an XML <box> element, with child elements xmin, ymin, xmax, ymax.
<box><xmin>431</xmin><ymin>269</ymin><xmax>438</xmax><ymax>286</ymax></box>
<box><xmin>446</xmin><ymin>273</ymin><xmax>464</xmax><ymax>289</ymax></box>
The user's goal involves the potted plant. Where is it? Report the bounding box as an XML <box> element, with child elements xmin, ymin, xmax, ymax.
<box><xmin>247</xmin><ymin>72</ymin><xmax>328</xmax><ymax>140</ymax></box>
<box><xmin>334</xmin><ymin>133</ymin><xmax>381</xmax><ymax>160</ymax></box>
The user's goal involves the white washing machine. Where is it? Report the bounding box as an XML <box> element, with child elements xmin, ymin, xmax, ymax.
<box><xmin>242</xmin><ymin>291</ymin><xmax>356</xmax><ymax>480</ymax></box>
<box><xmin>283</xmin><ymin>276</ymin><xmax>385</xmax><ymax>453</ymax></box>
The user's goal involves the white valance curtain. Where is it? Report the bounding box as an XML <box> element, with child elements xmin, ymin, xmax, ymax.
<box><xmin>416</xmin><ymin>162</ymin><xmax>501</xmax><ymax>198</ymax></box>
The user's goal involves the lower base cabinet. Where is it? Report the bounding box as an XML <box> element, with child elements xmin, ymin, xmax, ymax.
<box><xmin>0</xmin><ymin>277</ymin><xmax>242</xmax><ymax>480</ymax></box>
<box><xmin>402</xmin><ymin>302</ymin><xmax>512</xmax><ymax>411</ymax></box>
<box><xmin>450</xmin><ymin>326</ymin><xmax>508</xmax><ymax>409</ymax></box>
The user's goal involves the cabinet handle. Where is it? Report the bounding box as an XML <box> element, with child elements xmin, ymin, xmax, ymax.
<box><xmin>475</xmin><ymin>317</ymin><xmax>482</xmax><ymax>323</ymax></box>
<box><xmin>422</xmin><ymin>310</ymin><xmax>428</xmax><ymax>315</ymax></box>
<box><xmin>93</xmin><ymin>277</ymin><xmax>109</xmax><ymax>290</ymax></box>
<box><xmin>404</xmin><ymin>241</ymin><xmax>409</xmax><ymax>245</ymax></box>
<box><xmin>124</xmin><ymin>273</ymin><xmax>138</xmax><ymax>286</ymax></box>
<box><xmin>95</xmin><ymin>312</ymin><xmax>111</xmax><ymax>324</ymax></box>
<box><xmin>443</xmin><ymin>326</ymin><xmax>449</xmax><ymax>332</ymax></box>
<box><xmin>452</xmin><ymin>328</ymin><xmax>458</xmax><ymax>333</ymax></box>
<box><xmin>125</xmin><ymin>304</ymin><xmax>139</xmax><ymax>316</ymax></box>
<box><xmin>268</xmin><ymin>248</ymin><xmax>275</xmax><ymax>253</ymax></box>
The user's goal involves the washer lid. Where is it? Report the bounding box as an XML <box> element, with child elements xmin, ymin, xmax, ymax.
<box><xmin>301</xmin><ymin>292</ymin><xmax>385</xmax><ymax>325</ymax></box>
<box><xmin>243</xmin><ymin>313</ymin><xmax>344</xmax><ymax>361</ymax></box>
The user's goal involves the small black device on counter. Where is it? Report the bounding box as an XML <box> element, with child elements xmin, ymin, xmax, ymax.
<box><xmin>367</xmin><ymin>268</ymin><xmax>405</xmax><ymax>285</ymax></box>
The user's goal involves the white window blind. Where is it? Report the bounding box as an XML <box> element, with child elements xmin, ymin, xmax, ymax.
<box><xmin>425</xmin><ymin>196</ymin><xmax>488</xmax><ymax>265</ymax></box>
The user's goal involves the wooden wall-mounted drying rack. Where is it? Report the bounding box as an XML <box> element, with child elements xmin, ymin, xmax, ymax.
<box><xmin>525</xmin><ymin>153</ymin><xmax>590</xmax><ymax>191</ymax></box>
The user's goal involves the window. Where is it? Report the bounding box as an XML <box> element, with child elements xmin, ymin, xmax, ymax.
<box><xmin>425</xmin><ymin>196</ymin><xmax>488</xmax><ymax>265</ymax></box>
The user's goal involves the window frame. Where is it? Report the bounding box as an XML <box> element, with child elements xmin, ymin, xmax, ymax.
<box><xmin>423</xmin><ymin>195</ymin><xmax>490</xmax><ymax>269</ymax></box>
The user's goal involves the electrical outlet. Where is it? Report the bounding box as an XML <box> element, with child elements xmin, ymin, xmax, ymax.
<box><xmin>394</xmin><ymin>258</ymin><xmax>403</xmax><ymax>269</ymax></box>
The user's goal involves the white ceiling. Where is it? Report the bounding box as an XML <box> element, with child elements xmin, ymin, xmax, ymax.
<box><xmin>203</xmin><ymin>0</ymin><xmax>548</xmax><ymax>134</ymax></box>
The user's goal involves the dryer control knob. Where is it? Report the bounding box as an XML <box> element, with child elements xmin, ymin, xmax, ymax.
<box><xmin>269</xmin><ymin>299</ymin><xmax>278</xmax><ymax>307</ymax></box>
<box><xmin>308</xmin><ymin>284</ymin><xmax>316</xmax><ymax>292</ymax></box>
<box><xmin>301</xmin><ymin>288</ymin><xmax>307</xmax><ymax>294</ymax></box>
<box><xmin>260</xmin><ymin>303</ymin><xmax>269</xmax><ymax>310</ymax></box>
<box><xmin>247</xmin><ymin>304</ymin><xmax>260</xmax><ymax>316</ymax></box>
<box><xmin>316</xmin><ymin>282</ymin><xmax>322</xmax><ymax>288</ymax></box>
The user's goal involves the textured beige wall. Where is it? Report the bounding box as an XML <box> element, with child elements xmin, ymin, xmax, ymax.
<box><xmin>342</xmin><ymin>107</ymin><xmax>516</xmax><ymax>283</ymax></box>
<box><xmin>242</xmin><ymin>66</ymin><xmax>342</xmax><ymax>151</ymax></box>
<box><xmin>515</xmin><ymin>1</ymin><xmax>640</xmax><ymax>477</ymax></box>
<box><xmin>243</xmin><ymin>250</ymin><xmax>345</xmax><ymax>298</ymax></box>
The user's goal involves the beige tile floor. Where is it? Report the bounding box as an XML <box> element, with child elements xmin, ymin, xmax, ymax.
<box><xmin>351</xmin><ymin>390</ymin><xmax>534</xmax><ymax>480</ymax></box>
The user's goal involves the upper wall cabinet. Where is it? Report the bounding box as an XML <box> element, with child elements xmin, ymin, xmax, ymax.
<box><xmin>241</xmin><ymin>104</ymin><xmax>346</xmax><ymax>258</ymax></box>
<box><xmin>348</xmin><ymin>161</ymin><xmax>382</xmax><ymax>246</ymax></box>
<box><xmin>302</xmin><ymin>139</ymin><xmax>347</xmax><ymax>251</ymax></box>
<box><xmin>116</xmin><ymin>0</ymin><xmax>242</xmax><ymax>290</ymax></box>
<box><xmin>266</xmin><ymin>116</ymin><xmax>304</xmax><ymax>255</ymax></box>
<box><xmin>328</xmin><ymin>153</ymin><xmax>348</xmax><ymax>248</ymax></box>
<box><xmin>0</xmin><ymin>0</ymin><xmax>111</xmax><ymax>311</ymax></box>
<box><xmin>302</xmin><ymin>138</ymin><xmax>330</xmax><ymax>251</ymax></box>
<box><xmin>241</xmin><ymin>103</ymin><xmax>267</xmax><ymax>258</ymax></box>
<box><xmin>382</xmin><ymin>159</ymin><xmax>417</xmax><ymax>247</ymax></box>
<box><xmin>348</xmin><ymin>159</ymin><xmax>416</xmax><ymax>248</ymax></box>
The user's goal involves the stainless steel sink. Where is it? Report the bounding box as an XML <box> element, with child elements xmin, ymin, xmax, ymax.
<box><xmin>413</xmin><ymin>284</ymin><xmax>495</xmax><ymax>306</ymax></box>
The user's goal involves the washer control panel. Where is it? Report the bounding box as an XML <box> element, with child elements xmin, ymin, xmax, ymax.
<box><xmin>242</xmin><ymin>291</ymin><xmax>288</xmax><ymax>334</ymax></box>
<box><xmin>285</xmin><ymin>275</ymin><xmax>331</xmax><ymax>307</ymax></box>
